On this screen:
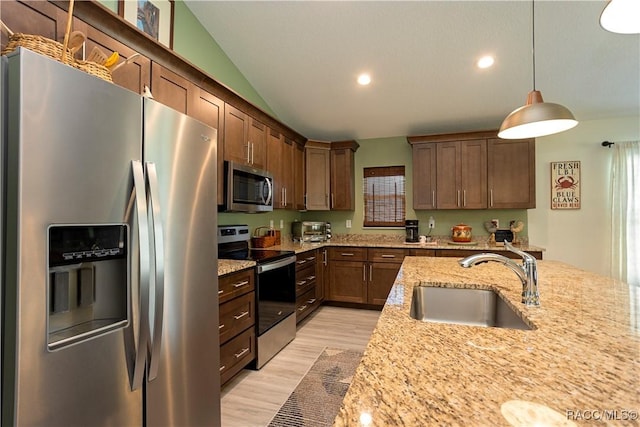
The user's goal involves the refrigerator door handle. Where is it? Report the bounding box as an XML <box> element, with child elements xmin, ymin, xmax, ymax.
<box><xmin>124</xmin><ymin>160</ymin><xmax>151</xmax><ymax>391</ymax></box>
<box><xmin>145</xmin><ymin>162</ymin><xmax>165</xmax><ymax>381</ymax></box>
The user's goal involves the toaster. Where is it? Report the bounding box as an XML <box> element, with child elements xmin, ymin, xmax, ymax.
<box><xmin>291</xmin><ymin>221</ymin><xmax>329</xmax><ymax>242</ymax></box>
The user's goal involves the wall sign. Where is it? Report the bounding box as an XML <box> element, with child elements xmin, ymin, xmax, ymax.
<box><xmin>551</xmin><ymin>161</ymin><xmax>581</xmax><ymax>209</ymax></box>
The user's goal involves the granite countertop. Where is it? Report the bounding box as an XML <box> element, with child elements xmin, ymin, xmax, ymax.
<box><xmin>269</xmin><ymin>235</ymin><xmax>545</xmax><ymax>255</ymax></box>
<box><xmin>334</xmin><ymin>257</ymin><xmax>640</xmax><ymax>426</ymax></box>
<box><xmin>217</xmin><ymin>259</ymin><xmax>255</xmax><ymax>276</ymax></box>
<box><xmin>216</xmin><ymin>234</ymin><xmax>545</xmax><ymax>277</ymax></box>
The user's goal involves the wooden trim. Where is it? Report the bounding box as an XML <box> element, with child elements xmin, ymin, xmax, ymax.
<box><xmin>331</xmin><ymin>140</ymin><xmax>360</xmax><ymax>151</ymax></box>
<box><xmin>407</xmin><ymin>130</ymin><xmax>499</xmax><ymax>145</ymax></box>
<box><xmin>305</xmin><ymin>140</ymin><xmax>331</xmax><ymax>150</ymax></box>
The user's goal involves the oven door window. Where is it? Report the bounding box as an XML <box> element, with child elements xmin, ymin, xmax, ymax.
<box><xmin>256</xmin><ymin>262</ymin><xmax>295</xmax><ymax>335</ymax></box>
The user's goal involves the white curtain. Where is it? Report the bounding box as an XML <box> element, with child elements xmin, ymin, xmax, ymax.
<box><xmin>611</xmin><ymin>141</ymin><xmax>640</xmax><ymax>286</ymax></box>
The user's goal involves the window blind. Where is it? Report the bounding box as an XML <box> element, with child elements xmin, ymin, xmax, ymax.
<box><xmin>363</xmin><ymin>166</ymin><xmax>406</xmax><ymax>227</ymax></box>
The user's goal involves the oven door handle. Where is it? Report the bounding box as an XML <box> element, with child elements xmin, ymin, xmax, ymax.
<box><xmin>256</xmin><ymin>255</ymin><xmax>297</xmax><ymax>274</ymax></box>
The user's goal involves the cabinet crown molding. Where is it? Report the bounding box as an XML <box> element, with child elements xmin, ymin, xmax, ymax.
<box><xmin>407</xmin><ymin>130</ymin><xmax>500</xmax><ymax>145</ymax></box>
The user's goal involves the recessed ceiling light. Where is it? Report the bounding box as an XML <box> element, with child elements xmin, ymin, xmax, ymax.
<box><xmin>357</xmin><ymin>73</ymin><xmax>371</xmax><ymax>85</ymax></box>
<box><xmin>477</xmin><ymin>56</ymin><xmax>495</xmax><ymax>69</ymax></box>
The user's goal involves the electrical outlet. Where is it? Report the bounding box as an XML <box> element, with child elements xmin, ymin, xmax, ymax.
<box><xmin>346</xmin><ymin>219</ymin><xmax>352</xmax><ymax>228</ymax></box>
<box><xmin>492</xmin><ymin>219</ymin><xmax>499</xmax><ymax>228</ymax></box>
<box><xmin>279</xmin><ymin>219</ymin><xmax>284</xmax><ymax>229</ymax></box>
<box><xmin>428</xmin><ymin>216</ymin><xmax>435</xmax><ymax>229</ymax></box>
<box><xmin>269</xmin><ymin>220</ymin><xmax>274</xmax><ymax>228</ymax></box>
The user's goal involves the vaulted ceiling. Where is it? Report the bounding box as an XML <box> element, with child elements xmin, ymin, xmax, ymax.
<box><xmin>184</xmin><ymin>1</ymin><xmax>639</xmax><ymax>141</ymax></box>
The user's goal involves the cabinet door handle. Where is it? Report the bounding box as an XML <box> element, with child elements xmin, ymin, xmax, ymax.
<box><xmin>307</xmin><ymin>298</ymin><xmax>317</xmax><ymax>304</ymax></box>
<box><xmin>457</xmin><ymin>190</ymin><xmax>461</xmax><ymax>207</ymax></box>
<box><xmin>218</xmin><ymin>289</ymin><xmax>224</xmax><ymax>295</ymax></box>
<box><xmin>297</xmin><ymin>280</ymin><xmax>307</xmax><ymax>286</ymax></box>
<box><xmin>432</xmin><ymin>190</ymin><xmax>435</xmax><ymax>207</ymax></box>
<box><xmin>219</xmin><ymin>324</ymin><xmax>225</xmax><ymax>330</ymax></box>
<box><xmin>233</xmin><ymin>280</ymin><xmax>249</xmax><ymax>288</ymax></box>
<box><xmin>307</xmin><ymin>275</ymin><xmax>316</xmax><ymax>281</ymax></box>
<box><xmin>306</xmin><ymin>256</ymin><xmax>316</xmax><ymax>261</ymax></box>
<box><xmin>284</xmin><ymin>187</ymin><xmax>287</xmax><ymax>206</ymax></box>
<box><xmin>463</xmin><ymin>190</ymin><xmax>467</xmax><ymax>207</ymax></box>
<box><xmin>234</xmin><ymin>347</ymin><xmax>250</xmax><ymax>359</ymax></box>
<box><xmin>233</xmin><ymin>311</ymin><xmax>249</xmax><ymax>320</ymax></box>
<box><xmin>250</xmin><ymin>142</ymin><xmax>254</xmax><ymax>164</ymax></box>
<box><xmin>490</xmin><ymin>189</ymin><xmax>494</xmax><ymax>207</ymax></box>
<box><xmin>331</xmin><ymin>193</ymin><xmax>335</xmax><ymax>208</ymax></box>
<box><xmin>341</xmin><ymin>253</ymin><xmax>354</xmax><ymax>256</ymax></box>
<box><xmin>220</xmin><ymin>365</ymin><xmax>226</xmax><ymax>372</ymax></box>
<box><xmin>323</xmin><ymin>250</ymin><xmax>327</xmax><ymax>266</ymax></box>
<box><xmin>381</xmin><ymin>254</ymin><xmax>395</xmax><ymax>258</ymax></box>
<box><xmin>297</xmin><ymin>260</ymin><xmax>307</xmax><ymax>265</ymax></box>
<box><xmin>369</xmin><ymin>264</ymin><xmax>372</xmax><ymax>282</ymax></box>
<box><xmin>363</xmin><ymin>264</ymin><xmax>366</xmax><ymax>282</ymax></box>
<box><xmin>245</xmin><ymin>143</ymin><xmax>251</xmax><ymax>164</ymax></box>
<box><xmin>298</xmin><ymin>304</ymin><xmax>308</xmax><ymax>312</ymax></box>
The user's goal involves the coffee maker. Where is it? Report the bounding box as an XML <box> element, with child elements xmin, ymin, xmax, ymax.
<box><xmin>405</xmin><ymin>219</ymin><xmax>419</xmax><ymax>243</ymax></box>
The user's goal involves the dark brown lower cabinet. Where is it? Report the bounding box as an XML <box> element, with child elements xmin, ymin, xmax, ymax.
<box><xmin>295</xmin><ymin>250</ymin><xmax>322</xmax><ymax>323</ymax></box>
<box><xmin>218</xmin><ymin>268</ymin><xmax>256</xmax><ymax>387</ymax></box>
<box><xmin>327</xmin><ymin>247</ymin><xmax>407</xmax><ymax>306</ymax></box>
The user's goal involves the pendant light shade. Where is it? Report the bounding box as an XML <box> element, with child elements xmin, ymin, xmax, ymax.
<box><xmin>498</xmin><ymin>1</ymin><xmax>578</xmax><ymax>140</ymax></box>
<box><xmin>498</xmin><ymin>90</ymin><xmax>578</xmax><ymax>139</ymax></box>
<box><xmin>600</xmin><ymin>0</ymin><xmax>640</xmax><ymax>34</ymax></box>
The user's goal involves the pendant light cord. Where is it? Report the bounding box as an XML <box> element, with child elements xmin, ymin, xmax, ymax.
<box><xmin>532</xmin><ymin>0</ymin><xmax>536</xmax><ymax>91</ymax></box>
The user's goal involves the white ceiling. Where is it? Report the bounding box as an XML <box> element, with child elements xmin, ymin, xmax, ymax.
<box><xmin>184</xmin><ymin>1</ymin><xmax>639</xmax><ymax>141</ymax></box>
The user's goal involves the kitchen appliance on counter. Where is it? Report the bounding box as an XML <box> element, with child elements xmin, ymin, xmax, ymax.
<box><xmin>1</xmin><ymin>49</ymin><xmax>220</xmax><ymax>426</ymax></box>
<box><xmin>405</xmin><ymin>220</ymin><xmax>419</xmax><ymax>243</ymax></box>
<box><xmin>292</xmin><ymin>221</ymin><xmax>330</xmax><ymax>242</ymax></box>
<box><xmin>218</xmin><ymin>225</ymin><xmax>296</xmax><ymax>369</ymax></box>
<box><xmin>221</xmin><ymin>161</ymin><xmax>274</xmax><ymax>212</ymax></box>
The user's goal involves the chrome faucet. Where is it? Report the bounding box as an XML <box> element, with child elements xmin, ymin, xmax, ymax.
<box><xmin>458</xmin><ymin>242</ymin><xmax>539</xmax><ymax>306</ymax></box>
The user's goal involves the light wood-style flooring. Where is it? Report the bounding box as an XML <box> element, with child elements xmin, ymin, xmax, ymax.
<box><xmin>220</xmin><ymin>306</ymin><xmax>381</xmax><ymax>427</ymax></box>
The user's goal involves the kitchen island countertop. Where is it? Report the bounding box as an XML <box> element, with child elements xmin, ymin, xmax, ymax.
<box><xmin>334</xmin><ymin>257</ymin><xmax>640</xmax><ymax>426</ymax></box>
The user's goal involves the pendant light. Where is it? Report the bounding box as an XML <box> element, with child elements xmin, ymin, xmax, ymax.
<box><xmin>498</xmin><ymin>0</ymin><xmax>578</xmax><ymax>140</ymax></box>
<box><xmin>600</xmin><ymin>0</ymin><xmax>640</xmax><ymax>34</ymax></box>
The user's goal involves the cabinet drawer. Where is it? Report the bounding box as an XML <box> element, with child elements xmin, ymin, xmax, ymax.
<box><xmin>296</xmin><ymin>288</ymin><xmax>320</xmax><ymax>323</ymax></box>
<box><xmin>219</xmin><ymin>268</ymin><xmax>254</xmax><ymax>304</ymax></box>
<box><xmin>295</xmin><ymin>251</ymin><xmax>318</xmax><ymax>271</ymax></box>
<box><xmin>219</xmin><ymin>292</ymin><xmax>255</xmax><ymax>345</ymax></box>
<box><xmin>220</xmin><ymin>327</ymin><xmax>255</xmax><ymax>386</ymax></box>
<box><xmin>296</xmin><ymin>263</ymin><xmax>316</xmax><ymax>296</ymax></box>
<box><xmin>367</xmin><ymin>248</ymin><xmax>407</xmax><ymax>263</ymax></box>
<box><xmin>328</xmin><ymin>247</ymin><xmax>367</xmax><ymax>261</ymax></box>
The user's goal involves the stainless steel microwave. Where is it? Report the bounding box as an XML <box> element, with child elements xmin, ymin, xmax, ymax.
<box><xmin>222</xmin><ymin>161</ymin><xmax>274</xmax><ymax>212</ymax></box>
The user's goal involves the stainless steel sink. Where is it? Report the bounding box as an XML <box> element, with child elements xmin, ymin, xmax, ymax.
<box><xmin>410</xmin><ymin>285</ymin><xmax>533</xmax><ymax>330</ymax></box>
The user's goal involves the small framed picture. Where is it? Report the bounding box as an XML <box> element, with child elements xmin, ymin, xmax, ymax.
<box><xmin>119</xmin><ymin>0</ymin><xmax>174</xmax><ymax>49</ymax></box>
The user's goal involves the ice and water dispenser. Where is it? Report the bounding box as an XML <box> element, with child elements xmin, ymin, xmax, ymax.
<box><xmin>47</xmin><ymin>224</ymin><xmax>129</xmax><ymax>351</ymax></box>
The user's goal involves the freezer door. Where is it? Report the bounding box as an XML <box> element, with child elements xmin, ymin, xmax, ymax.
<box><xmin>2</xmin><ymin>49</ymin><xmax>143</xmax><ymax>426</ymax></box>
<box><xmin>143</xmin><ymin>98</ymin><xmax>220</xmax><ymax>426</ymax></box>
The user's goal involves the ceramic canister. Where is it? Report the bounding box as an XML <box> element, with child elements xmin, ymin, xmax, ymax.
<box><xmin>451</xmin><ymin>223</ymin><xmax>472</xmax><ymax>242</ymax></box>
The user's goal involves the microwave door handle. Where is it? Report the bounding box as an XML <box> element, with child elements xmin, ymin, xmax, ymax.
<box><xmin>262</xmin><ymin>177</ymin><xmax>273</xmax><ymax>206</ymax></box>
<box><xmin>124</xmin><ymin>160</ymin><xmax>151</xmax><ymax>391</ymax></box>
<box><xmin>145</xmin><ymin>162</ymin><xmax>165</xmax><ymax>382</ymax></box>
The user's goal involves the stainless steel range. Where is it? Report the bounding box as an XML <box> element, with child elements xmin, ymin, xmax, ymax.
<box><xmin>218</xmin><ymin>225</ymin><xmax>296</xmax><ymax>368</ymax></box>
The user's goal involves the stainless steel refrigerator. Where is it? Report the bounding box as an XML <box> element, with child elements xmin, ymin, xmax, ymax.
<box><xmin>1</xmin><ymin>48</ymin><xmax>220</xmax><ymax>426</ymax></box>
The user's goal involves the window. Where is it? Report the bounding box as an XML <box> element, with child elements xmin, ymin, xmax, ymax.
<box><xmin>363</xmin><ymin>166</ymin><xmax>405</xmax><ymax>227</ymax></box>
